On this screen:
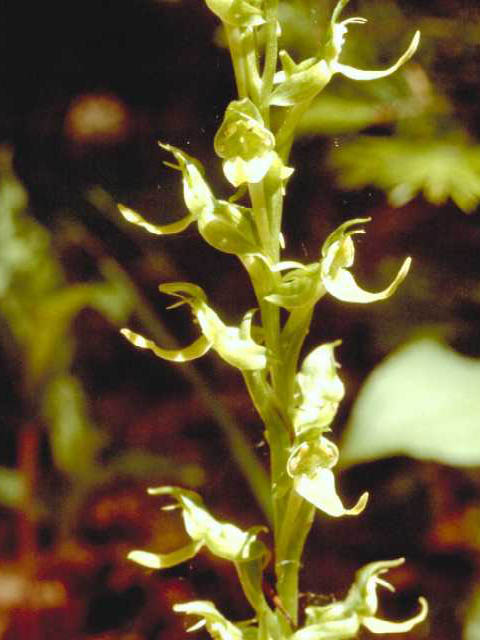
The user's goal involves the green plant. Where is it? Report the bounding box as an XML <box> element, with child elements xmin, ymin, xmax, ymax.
<box><xmin>121</xmin><ymin>0</ymin><xmax>428</xmax><ymax>637</ymax></box>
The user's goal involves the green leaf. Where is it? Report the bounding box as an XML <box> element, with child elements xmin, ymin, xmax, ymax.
<box><xmin>43</xmin><ymin>374</ymin><xmax>105</xmax><ymax>476</ymax></box>
<box><xmin>296</xmin><ymin>95</ymin><xmax>386</xmax><ymax>136</ymax></box>
<box><xmin>341</xmin><ymin>337</ymin><xmax>480</xmax><ymax>467</ymax></box>
<box><xmin>330</xmin><ymin>136</ymin><xmax>480</xmax><ymax>213</ymax></box>
<box><xmin>0</xmin><ymin>468</ymin><xmax>26</xmax><ymax>507</ymax></box>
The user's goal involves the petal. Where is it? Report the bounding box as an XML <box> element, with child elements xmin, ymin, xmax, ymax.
<box><xmin>118</xmin><ymin>204</ymin><xmax>196</xmax><ymax>235</ymax></box>
<box><xmin>334</xmin><ymin>31</ymin><xmax>420</xmax><ymax>81</ymax></box>
<box><xmin>120</xmin><ymin>328</ymin><xmax>212</xmax><ymax>362</ymax></box>
<box><xmin>295</xmin><ymin>467</ymin><xmax>368</xmax><ymax>517</ymax></box>
<box><xmin>292</xmin><ymin>615</ymin><xmax>360</xmax><ymax>640</ymax></box>
<box><xmin>194</xmin><ymin>306</ymin><xmax>267</xmax><ymax>371</ymax></box>
<box><xmin>223</xmin><ymin>152</ymin><xmax>275</xmax><ymax>187</ymax></box>
<box><xmin>173</xmin><ymin>600</ymin><xmax>244</xmax><ymax>640</ymax></box>
<box><xmin>362</xmin><ymin>596</ymin><xmax>428</xmax><ymax>634</ymax></box>
<box><xmin>159</xmin><ymin>143</ymin><xmax>215</xmax><ymax>218</ymax></box>
<box><xmin>127</xmin><ymin>541</ymin><xmax>203</xmax><ymax>569</ymax></box>
<box><xmin>324</xmin><ymin>256</ymin><xmax>411</xmax><ymax>303</ymax></box>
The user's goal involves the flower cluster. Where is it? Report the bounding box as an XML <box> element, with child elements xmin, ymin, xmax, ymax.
<box><xmin>122</xmin><ymin>0</ymin><xmax>428</xmax><ymax>637</ymax></box>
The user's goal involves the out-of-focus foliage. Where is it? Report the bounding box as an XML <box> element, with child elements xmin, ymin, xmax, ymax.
<box><xmin>331</xmin><ymin>136</ymin><xmax>480</xmax><ymax>214</ymax></box>
<box><xmin>0</xmin><ymin>147</ymin><xmax>206</xmax><ymax>505</ymax></box>
<box><xmin>341</xmin><ymin>337</ymin><xmax>480</xmax><ymax>467</ymax></box>
<box><xmin>275</xmin><ymin>0</ymin><xmax>480</xmax><ymax>213</ymax></box>
<box><xmin>464</xmin><ymin>587</ymin><xmax>480</xmax><ymax>640</ymax></box>
<box><xmin>0</xmin><ymin>147</ymin><xmax>133</xmax><ymax>392</ymax></box>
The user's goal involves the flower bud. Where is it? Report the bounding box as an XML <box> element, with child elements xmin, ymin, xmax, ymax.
<box><xmin>205</xmin><ymin>0</ymin><xmax>264</xmax><ymax>28</ymax></box>
<box><xmin>215</xmin><ymin>99</ymin><xmax>276</xmax><ymax>186</ymax></box>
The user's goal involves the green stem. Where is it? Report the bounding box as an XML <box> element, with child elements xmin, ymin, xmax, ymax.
<box><xmin>249</xmin><ymin>182</ymin><xmax>274</xmax><ymax>261</ymax></box>
<box><xmin>261</xmin><ymin>0</ymin><xmax>279</xmax><ymax>119</ymax></box>
<box><xmin>275</xmin><ymin>490</ymin><xmax>315</xmax><ymax>626</ymax></box>
<box><xmin>225</xmin><ymin>25</ymin><xmax>249</xmax><ymax>98</ymax></box>
<box><xmin>243</xmin><ymin>27</ymin><xmax>262</xmax><ymax>104</ymax></box>
<box><xmin>276</xmin><ymin>101</ymin><xmax>312</xmax><ymax>162</ymax></box>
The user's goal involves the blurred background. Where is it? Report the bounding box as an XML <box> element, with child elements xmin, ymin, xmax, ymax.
<box><xmin>1</xmin><ymin>0</ymin><xmax>480</xmax><ymax>638</ymax></box>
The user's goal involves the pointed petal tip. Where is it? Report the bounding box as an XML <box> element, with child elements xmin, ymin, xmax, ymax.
<box><xmin>349</xmin><ymin>490</ymin><xmax>369</xmax><ymax>515</ymax></box>
<box><xmin>362</xmin><ymin>595</ymin><xmax>428</xmax><ymax>634</ymax></box>
<box><xmin>128</xmin><ymin>550</ymin><xmax>161</xmax><ymax>569</ymax></box>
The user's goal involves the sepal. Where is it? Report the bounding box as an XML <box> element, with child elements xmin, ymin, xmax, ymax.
<box><xmin>270</xmin><ymin>57</ymin><xmax>331</xmax><ymax>107</ymax></box>
<box><xmin>174</xmin><ymin>600</ymin><xmax>245</xmax><ymax>640</ymax></box>
<box><xmin>128</xmin><ymin>541</ymin><xmax>203</xmax><ymax>569</ymax></box>
<box><xmin>292</xmin><ymin>342</ymin><xmax>345</xmax><ymax>434</ymax></box>
<box><xmin>292</xmin><ymin>454</ymin><xmax>368</xmax><ymax>518</ymax></box>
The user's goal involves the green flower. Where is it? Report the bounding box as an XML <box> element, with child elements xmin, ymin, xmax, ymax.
<box><xmin>271</xmin><ymin>0</ymin><xmax>420</xmax><ymax>107</ymax></box>
<box><xmin>295</xmin><ymin>558</ymin><xmax>428</xmax><ymax>638</ymax></box>
<box><xmin>286</xmin><ymin>343</ymin><xmax>368</xmax><ymax>518</ymax></box>
<box><xmin>320</xmin><ymin>218</ymin><xmax>411</xmax><ymax>303</ymax></box>
<box><xmin>288</xmin><ymin>437</ymin><xmax>368</xmax><ymax>518</ymax></box>
<box><xmin>119</xmin><ymin>144</ymin><xmax>260</xmax><ymax>256</ymax></box>
<box><xmin>128</xmin><ymin>487</ymin><xmax>267</xmax><ymax>568</ymax></box>
<box><xmin>121</xmin><ymin>282</ymin><xmax>267</xmax><ymax>371</ymax></box>
<box><xmin>292</xmin><ymin>341</ymin><xmax>345</xmax><ymax>435</ymax></box>
<box><xmin>215</xmin><ymin>99</ymin><xmax>292</xmax><ymax>186</ymax></box>
<box><xmin>265</xmin><ymin>219</ymin><xmax>410</xmax><ymax>309</ymax></box>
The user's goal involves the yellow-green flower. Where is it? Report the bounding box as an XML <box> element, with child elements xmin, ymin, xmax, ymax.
<box><xmin>128</xmin><ymin>487</ymin><xmax>267</xmax><ymax>569</ymax></box>
<box><xmin>292</xmin><ymin>341</ymin><xmax>345</xmax><ymax>434</ymax></box>
<box><xmin>287</xmin><ymin>437</ymin><xmax>368</xmax><ymax>518</ymax></box>
<box><xmin>215</xmin><ymin>99</ymin><xmax>290</xmax><ymax>186</ymax></box>
<box><xmin>121</xmin><ymin>282</ymin><xmax>267</xmax><ymax>371</ymax></box>
<box><xmin>266</xmin><ymin>219</ymin><xmax>410</xmax><ymax>310</ymax></box>
<box><xmin>321</xmin><ymin>218</ymin><xmax>411</xmax><ymax>303</ymax></box>
<box><xmin>286</xmin><ymin>343</ymin><xmax>368</xmax><ymax>517</ymax></box>
<box><xmin>271</xmin><ymin>0</ymin><xmax>420</xmax><ymax>107</ymax></box>
<box><xmin>119</xmin><ymin>144</ymin><xmax>260</xmax><ymax>256</ymax></box>
<box><xmin>295</xmin><ymin>558</ymin><xmax>428</xmax><ymax>638</ymax></box>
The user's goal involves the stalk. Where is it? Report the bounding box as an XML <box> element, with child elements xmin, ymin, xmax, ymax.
<box><xmin>227</xmin><ymin>15</ymin><xmax>309</xmax><ymax>626</ymax></box>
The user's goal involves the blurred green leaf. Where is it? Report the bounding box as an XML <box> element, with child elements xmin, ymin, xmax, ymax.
<box><xmin>297</xmin><ymin>95</ymin><xmax>387</xmax><ymax>135</ymax></box>
<box><xmin>330</xmin><ymin>136</ymin><xmax>480</xmax><ymax>213</ymax></box>
<box><xmin>0</xmin><ymin>468</ymin><xmax>26</xmax><ymax>507</ymax></box>
<box><xmin>105</xmin><ymin>450</ymin><xmax>206</xmax><ymax>487</ymax></box>
<box><xmin>464</xmin><ymin>586</ymin><xmax>480</xmax><ymax>640</ymax></box>
<box><xmin>341</xmin><ymin>337</ymin><xmax>480</xmax><ymax>467</ymax></box>
<box><xmin>43</xmin><ymin>374</ymin><xmax>105</xmax><ymax>477</ymax></box>
<box><xmin>28</xmin><ymin>281</ymin><xmax>133</xmax><ymax>385</ymax></box>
